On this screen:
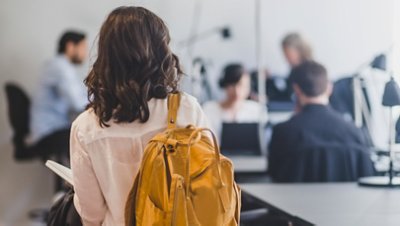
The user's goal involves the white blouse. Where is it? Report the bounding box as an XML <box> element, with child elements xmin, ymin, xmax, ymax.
<box><xmin>202</xmin><ymin>100</ymin><xmax>268</xmax><ymax>140</ymax></box>
<box><xmin>70</xmin><ymin>93</ymin><xmax>209</xmax><ymax>226</ymax></box>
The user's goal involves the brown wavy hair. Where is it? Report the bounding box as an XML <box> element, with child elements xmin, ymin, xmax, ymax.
<box><xmin>85</xmin><ymin>6</ymin><xmax>183</xmax><ymax>127</ymax></box>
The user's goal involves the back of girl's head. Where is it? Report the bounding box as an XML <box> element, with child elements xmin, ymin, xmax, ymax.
<box><xmin>85</xmin><ymin>6</ymin><xmax>182</xmax><ymax>127</ymax></box>
<box><xmin>219</xmin><ymin>64</ymin><xmax>246</xmax><ymax>88</ymax></box>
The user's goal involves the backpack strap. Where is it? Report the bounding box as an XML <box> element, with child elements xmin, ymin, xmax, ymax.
<box><xmin>167</xmin><ymin>93</ymin><xmax>181</xmax><ymax>129</ymax></box>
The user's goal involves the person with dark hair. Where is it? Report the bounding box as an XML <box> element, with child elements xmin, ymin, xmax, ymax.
<box><xmin>268</xmin><ymin>61</ymin><xmax>373</xmax><ymax>182</ymax></box>
<box><xmin>203</xmin><ymin>63</ymin><xmax>267</xmax><ymax>139</ymax></box>
<box><xmin>57</xmin><ymin>31</ymin><xmax>86</xmax><ymax>61</ymax></box>
<box><xmin>30</xmin><ymin>30</ymin><xmax>87</xmax><ymax>157</ymax></box>
<box><xmin>70</xmin><ymin>7</ymin><xmax>209</xmax><ymax>225</ymax></box>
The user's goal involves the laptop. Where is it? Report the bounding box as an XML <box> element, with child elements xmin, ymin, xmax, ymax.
<box><xmin>220</xmin><ymin>122</ymin><xmax>262</xmax><ymax>156</ymax></box>
<box><xmin>220</xmin><ymin>122</ymin><xmax>267</xmax><ymax>172</ymax></box>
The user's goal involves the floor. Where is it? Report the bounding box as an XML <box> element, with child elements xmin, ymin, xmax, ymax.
<box><xmin>0</xmin><ymin>143</ymin><xmax>53</xmax><ymax>226</ymax></box>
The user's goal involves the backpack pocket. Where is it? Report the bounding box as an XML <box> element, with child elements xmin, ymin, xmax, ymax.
<box><xmin>168</xmin><ymin>174</ymin><xmax>187</xmax><ymax>226</ymax></box>
<box><xmin>169</xmin><ymin>174</ymin><xmax>202</xmax><ymax>226</ymax></box>
<box><xmin>140</xmin><ymin>196</ymin><xmax>166</xmax><ymax>226</ymax></box>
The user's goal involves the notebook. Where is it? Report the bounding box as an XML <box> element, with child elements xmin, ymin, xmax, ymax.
<box><xmin>45</xmin><ymin>160</ymin><xmax>73</xmax><ymax>186</ymax></box>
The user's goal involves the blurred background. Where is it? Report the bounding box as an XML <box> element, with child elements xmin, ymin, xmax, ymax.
<box><xmin>1</xmin><ymin>0</ymin><xmax>400</xmax><ymax>225</ymax></box>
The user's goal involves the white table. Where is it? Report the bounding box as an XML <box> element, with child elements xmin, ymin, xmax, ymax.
<box><xmin>229</xmin><ymin>156</ymin><xmax>268</xmax><ymax>173</ymax></box>
<box><xmin>241</xmin><ymin>183</ymin><xmax>400</xmax><ymax>226</ymax></box>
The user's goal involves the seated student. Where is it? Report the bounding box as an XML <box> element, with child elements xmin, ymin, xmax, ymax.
<box><xmin>268</xmin><ymin>61</ymin><xmax>374</xmax><ymax>182</ymax></box>
<box><xmin>30</xmin><ymin>30</ymin><xmax>87</xmax><ymax>157</ymax></box>
<box><xmin>203</xmin><ymin>64</ymin><xmax>267</xmax><ymax>139</ymax></box>
<box><xmin>70</xmin><ymin>7</ymin><xmax>209</xmax><ymax>225</ymax></box>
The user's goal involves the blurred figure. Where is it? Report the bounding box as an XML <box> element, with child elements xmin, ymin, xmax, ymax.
<box><xmin>279</xmin><ymin>32</ymin><xmax>314</xmax><ymax>99</ymax></box>
<box><xmin>282</xmin><ymin>32</ymin><xmax>314</xmax><ymax>109</ymax></box>
<box><xmin>268</xmin><ymin>61</ymin><xmax>373</xmax><ymax>182</ymax></box>
<box><xmin>203</xmin><ymin>64</ymin><xmax>267</xmax><ymax>138</ymax></box>
<box><xmin>30</xmin><ymin>30</ymin><xmax>87</xmax><ymax>157</ymax></box>
<box><xmin>251</xmin><ymin>32</ymin><xmax>313</xmax><ymax>103</ymax></box>
<box><xmin>281</xmin><ymin>32</ymin><xmax>313</xmax><ymax>69</ymax></box>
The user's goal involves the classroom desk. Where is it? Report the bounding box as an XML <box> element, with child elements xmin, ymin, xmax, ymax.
<box><xmin>229</xmin><ymin>156</ymin><xmax>268</xmax><ymax>173</ymax></box>
<box><xmin>241</xmin><ymin>183</ymin><xmax>400</xmax><ymax>226</ymax></box>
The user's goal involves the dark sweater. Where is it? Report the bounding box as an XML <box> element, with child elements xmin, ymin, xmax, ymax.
<box><xmin>268</xmin><ymin>104</ymin><xmax>373</xmax><ymax>182</ymax></box>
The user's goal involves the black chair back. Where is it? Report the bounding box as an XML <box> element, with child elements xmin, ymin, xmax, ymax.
<box><xmin>330</xmin><ymin>77</ymin><xmax>374</xmax><ymax>146</ymax></box>
<box><xmin>271</xmin><ymin>144</ymin><xmax>375</xmax><ymax>182</ymax></box>
<box><xmin>5</xmin><ymin>83</ymin><xmax>32</xmax><ymax>160</ymax></box>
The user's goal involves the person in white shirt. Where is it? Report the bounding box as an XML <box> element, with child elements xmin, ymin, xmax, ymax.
<box><xmin>30</xmin><ymin>31</ymin><xmax>87</xmax><ymax>158</ymax></box>
<box><xmin>203</xmin><ymin>64</ymin><xmax>267</xmax><ymax>139</ymax></box>
<box><xmin>70</xmin><ymin>7</ymin><xmax>209</xmax><ymax>226</ymax></box>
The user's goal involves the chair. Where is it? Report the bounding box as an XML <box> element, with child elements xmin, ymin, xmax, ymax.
<box><xmin>5</xmin><ymin>83</ymin><xmax>69</xmax><ymax>161</ymax></box>
<box><xmin>330</xmin><ymin>77</ymin><xmax>374</xmax><ymax>146</ymax></box>
<box><xmin>330</xmin><ymin>77</ymin><xmax>355</xmax><ymax>119</ymax></box>
<box><xmin>4</xmin><ymin>83</ymin><xmax>68</xmax><ymax>222</ymax></box>
<box><xmin>269</xmin><ymin>144</ymin><xmax>375</xmax><ymax>182</ymax></box>
<box><xmin>5</xmin><ymin>83</ymin><xmax>37</xmax><ymax>160</ymax></box>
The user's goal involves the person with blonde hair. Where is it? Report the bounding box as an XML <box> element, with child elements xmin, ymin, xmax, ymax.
<box><xmin>282</xmin><ymin>32</ymin><xmax>313</xmax><ymax>68</ymax></box>
<box><xmin>250</xmin><ymin>32</ymin><xmax>314</xmax><ymax>103</ymax></box>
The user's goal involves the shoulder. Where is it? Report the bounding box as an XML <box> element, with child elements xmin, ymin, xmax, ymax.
<box><xmin>272</xmin><ymin>114</ymin><xmax>299</xmax><ymax>136</ymax></box>
<box><xmin>243</xmin><ymin>100</ymin><xmax>265</xmax><ymax>111</ymax></box>
<box><xmin>71</xmin><ymin>109</ymin><xmax>100</xmax><ymax>142</ymax></box>
<box><xmin>177</xmin><ymin>92</ymin><xmax>204</xmax><ymax>114</ymax></box>
<box><xmin>272</xmin><ymin>120</ymin><xmax>289</xmax><ymax>134</ymax></box>
<box><xmin>243</xmin><ymin>100</ymin><xmax>262</xmax><ymax>107</ymax></box>
<box><xmin>47</xmin><ymin>55</ymin><xmax>68</xmax><ymax>68</ymax></box>
<box><xmin>202</xmin><ymin>100</ymin><xmax>220</xmax><ymax>112</ymax></box>
<box><xmin>73</xmin><ymin>109</ymin><xmax>98</xmax><ymax>126</ymax></box>
<box><xmin>180</xmin><ymin>92</ymin><xmax>200</xmax><ymax>107</ymax></box>
<box><xmin>324</xmin><ymin>108</ymin><xmax>365</xmax><ymax>141</ymax></box>
<box><xmin>175</xmin><ymin>92</ymin><xmax>209</xmax><ymax>127</ymax></box>
<box><xmin>47</xmin><ymin>56</ymin><xmax>75</xmax><ymax>75</ymax></box>
<box><xmin>326</xmin><ymin>108</ymin><xmax>358</xmax><ymax>129</ymax></box>
<box><xmin>332</xmin><ymin>112</ymin><xmax>362</xmax><ymax>134</ymax></box>
<box><xmin>178</xmin><ymin>92</ymin><xmax>204</xmax><ymax>114</ymax></box>
<box><xmin>202</xmin><ymin>100</ymin><xmax>219</xmax><ymax>109</ymax></box>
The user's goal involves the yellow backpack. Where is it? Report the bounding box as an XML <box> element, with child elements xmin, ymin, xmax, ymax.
<box><xmin>125</xmin><ymin>93</ymin><xmax>241</xmax><ymax>226</ymax></box>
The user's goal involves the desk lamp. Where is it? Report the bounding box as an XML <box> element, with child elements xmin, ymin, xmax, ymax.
<box><xmin>359</xmin><ymin>77</ymin><xmax>400</xmax><ymax>187</ymax></box>
<box><xmin>370</xmin><ymin>54</ymin><xmax>387</xmax><ymax>71</ymax></box>
<box><xmin>353</xmin><ymin>54</ymin><xmax>386</xmax><ymax>130</ymax></box>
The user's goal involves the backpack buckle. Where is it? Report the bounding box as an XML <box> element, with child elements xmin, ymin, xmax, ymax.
<box><xmin>166</xmin><ymin>138</ymin><xmax>178</xmax><ymax>151</ymax></box>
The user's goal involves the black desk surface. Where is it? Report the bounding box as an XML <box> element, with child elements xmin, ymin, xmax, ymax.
<box><xmin>241</xmin><ymin>183</ymin><xmax>400</xmax><ymax>226</ymax></box>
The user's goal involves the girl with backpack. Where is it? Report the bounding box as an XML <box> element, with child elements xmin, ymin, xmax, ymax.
<box><xmin>70</xmin><ymin>6</ymin><xmax>240</xmax><ymax>226</ymax></box>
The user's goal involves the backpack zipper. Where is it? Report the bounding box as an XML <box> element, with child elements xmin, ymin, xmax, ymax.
<box><xmin>171</xmin><ymin>176</ymin><xmax>183</xmax><ymax>225</ymax></box>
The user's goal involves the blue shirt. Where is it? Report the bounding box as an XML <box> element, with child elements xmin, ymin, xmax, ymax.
<box><xmin>30</xmin><ymin>55</ymin><xmax>87</xmax><ymax>142</ymax></box>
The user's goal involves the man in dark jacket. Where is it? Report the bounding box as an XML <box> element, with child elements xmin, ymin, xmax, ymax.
<box><xmin>268</xmin><ymin>61</ymin><xmax>374</xmax><ymax>182</ymax></box>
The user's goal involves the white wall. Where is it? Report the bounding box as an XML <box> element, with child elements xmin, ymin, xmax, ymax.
<box><xmin>0</xmin><ymin>0</ymin><xmax>397</xmax><ymax>145</ymax></box>
<box><xmin>170</xmin><ymin>0</ymin><xmax>396</xmax><ymax>94</ymax></box>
